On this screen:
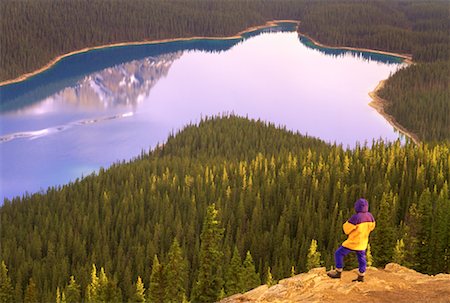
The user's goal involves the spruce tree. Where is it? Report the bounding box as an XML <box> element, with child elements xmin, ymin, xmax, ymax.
<box><xmin>225</xmin><ymin>247</ymin><xmax>244</xmax><ymax>296</ymax></box>
<box><xmin>65</xmin><ymin>276</ymin><xmax>81</xmax><ymax>303</ymax></box>
<box><xmin>392</xmin><ymin>239</ymin><xmax>406</xmax><ymax>266</ymax></box>
<box><xmin>164</xmin><ymin>239</ymin><xmax>188</xmax><ymax>303</ymax></box>
<box><xmin>241</xmin><ymin>251</ymin><xmax>260</xmax><ymax>292</ymax></box>
<box><xmin>0</xmin><ymin>261</ymin><xmax>14</xmax><ymax>303</ymax></box>
<box><xmin>148</xmin><ymin>255</ymin><xmax>164</xmax><ymax>303</ymax></box>
<box><xmin>128</xmin><ymin>276</ymin><xmax>145</xmax><ymax>303</ymax></box>
<box><xmin>24</xmin><ymin>278</ymin><xmax>38</xmax><ymax>303</ymax></box>
<box><xmin>191</xmin><ymin>203</ymin><xmax>224</xmax><ymax>303</ymax></box>
<box><xmin>56</xmin><ymin>287</ymin><xmax>61</xmax><ymax>303</ymax></box>
<box><xmin>306</xmin><ymin>239</ymin><xmax>321</xmax><ymax>270</ymax></box>
<box><xmin>266</xmin><ymin>267</ymin><xmax>275</xmax><ymax>287</ymax></box>
<box><xmin>87</xmin><ymin>264</ymin><xmax>99</xmax><ymax>303</ymax></box>
<box><xmin>415</xmin><ymin>190</ymin><xmax>433</xmax><ymax>273</ymax></box>
<box><xmin>372</xmin><ymin>193</ymin><xmax>396</xmax><ymax>267</ymax></box>
<box><xmin>366</xmin><ymin>244</ymin><xmax>373</xmax><ymax>267</ymax></box>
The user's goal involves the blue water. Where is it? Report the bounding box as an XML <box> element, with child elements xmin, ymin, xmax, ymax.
<box><xmin>0</xmin><ymin>22</ymin><xmax>406</xmax><ymax>201</ymax></box>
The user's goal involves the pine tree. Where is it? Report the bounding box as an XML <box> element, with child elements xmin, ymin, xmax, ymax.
<box><xmin>100</xmin><ymin>269</ymin><xmax>121</xmax><ymax>302</ymax></box>
<box><xmin>241</xmin><ymin>251</ymin><xmax>260</xmax><ymax>292</ymax></box>
<box><xmin>225</xmin><ymin>247</ymin><xmax>243</xmax><ymax>296</ymax></box>
<box><xmin>306</xmin><ymin>239</ymin><xmax>321</xmax><ymax>270</ymax></box>
<box><xmin>372</xmin><ymin>193</ymin><xmax>396</xmax><ymax>267</ymax></box>
<box><xmin>129</xmin><ymin>276</ymin><xmax>145</xmax><ymax>303</ymax></box>
<box><xmin>87</xmin><ymin>264</ymin><xmax>99</xmax><ymax>303</ymax></box>
<box><xmin>0</xmin><ymin>261</ymin><xmax>14</xmax><ymax>303</ymax></box>
<box><xmin>24</xmin><ymin>278</ymin><xmax>38</xmax><ymax>303</ymax></box>
<box><xmin>392</xmin><ymin>239</ymin><xmax>406</xmax><ymax>265</ymax></box>
<box><xmin>164</xmin><ymin>239</ymin><xmax>187</xmax><ymax>303</ymax></box>
<box><xmin>148</xmin><ymin>255</ymin><xmax>164</xmax><ymax>303</ymax></box>
<box><xmin>266</xmin><ymin>267</ymin><xmax>275</xmax><ymax>287</ymax></box>
<box><xmin>415</xmin><ymin>190</ymin><xmax>433</xmax><ymax>273</ymax></box>
<box><xmin>65</xmin><ymin>276</ymin><xmax>81</xmax><ymax>303</ymax></box>
<box><xmin>56</xmin><ymin>287</ymin><xmax>61</xmax><ymax>303</ymax></box>
<box><xmin>191</xmin><ymin>203</ymin><xmax>224</xmax><ymax>303</ymax></box>
<box><xmin>366</xmin><ymin>244</ymin><xmax>373</xmax><ymax>267</ymax></box>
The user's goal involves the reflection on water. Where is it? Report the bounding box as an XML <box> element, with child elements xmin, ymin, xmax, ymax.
<box><xmin>298</xmin><ymin>36</ymin><xmax>404</xmax><ymax>64</ymax></box>
<box><xmin>9</xmin><ymin>52</ymin><xmax>182</xmax><ymax>115</ymax></box>
<box><xmin>0</xmin><ymin>23</ymin><xmax>406</xmax><ymax>201</ymax></box>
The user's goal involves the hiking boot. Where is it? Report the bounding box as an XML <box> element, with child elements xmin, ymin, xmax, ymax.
<box><xmin>327</xmin><ymin>270</ymin><xmax>342</xmax><ymax>279</ymax></box>
<box><xmin>352</xmin><ymin>274</ymin><xmax>364</xmax><ymax>282</ymax></box>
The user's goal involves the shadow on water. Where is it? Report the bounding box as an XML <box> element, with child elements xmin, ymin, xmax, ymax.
<box><xmin>298</xmin><ymin>36</ymin><xmax>404</xmax><ymax>65</ymax></box>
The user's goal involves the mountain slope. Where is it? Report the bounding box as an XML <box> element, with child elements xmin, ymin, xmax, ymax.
<box><xmin>221</xmin><ymin>263</ymin><xmax>450</xmax><ymax>303</ymax></box>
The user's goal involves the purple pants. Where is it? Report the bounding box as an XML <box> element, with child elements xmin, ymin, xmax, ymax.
<box><xmin>335</xmin><ymin>246</ymin><xmax>367</xmax><ymax>273</ymax></box>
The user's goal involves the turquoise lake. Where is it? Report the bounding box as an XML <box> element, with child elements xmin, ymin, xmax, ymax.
<box><xmin>0</xmin><ymin>23</ymin><xmax>406</xmax><ymax>201</ymax></box>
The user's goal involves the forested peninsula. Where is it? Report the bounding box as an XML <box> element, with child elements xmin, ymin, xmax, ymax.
<box><xmin>1</xmin><ymin>1</ymin><xmax>449</xmax><ymax>302</ymax></box>
<box><xmin>1</xmin><ymin>116</ymin><xmax>449</xmax><ymax>302</ymax></box>
<box><xmin>0</xmin><ymin>0</ymin><xmax>449</xmax><ymax>141</ymax></box>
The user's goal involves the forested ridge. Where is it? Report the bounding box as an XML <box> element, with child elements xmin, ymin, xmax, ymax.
<box><xmin>0</xmin><ymin>0</ymin><xmax>448</xmax><ymax>141</ymax></box>
<box><xmin>1</xmin><ymin>116</ymin><xmax>449</xmax><ymax>302</ymax></box>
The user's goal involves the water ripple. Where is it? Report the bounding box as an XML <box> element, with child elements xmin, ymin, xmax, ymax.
<box><xmin>0</xmin><ymin>111</ymin><xmax>134</xmax><ymax>143</ymax></box>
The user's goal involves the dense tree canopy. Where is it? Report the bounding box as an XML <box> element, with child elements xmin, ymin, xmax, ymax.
<box><xmin>1</xmin><ymin>0</ymin><xmax>448</xmax><ymax>141</ymax></box>
<box><xmin>1</xmin><ymin>116</ymin><xmax>449</xmax><ymax>302</ymax></box>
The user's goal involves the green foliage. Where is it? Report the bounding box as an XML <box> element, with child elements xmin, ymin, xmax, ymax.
<box><xmin>225</xmin><ymin>247</ymin><xmax>244</xmax><ymax>296</ymax></box>
<box><xmin>24</xmin><ymin>278</ymin><xmax>38</xmax><ymax>303</ymax></box>
<box><xmin>242</xmin><ymin>252</ymin><xmax>260</xmax><ymax>292</ymax></box>
<box><xmin>64</xmin><ymin>276</ymin><xmax>81</xmax><ymax>303</ymax></box>
<box><xmin>366</xmin><ymin>244</ymin><xmax>373</xmax><ymax>267</ymax></box>
<box><xmin>191</xmin><ymin>204</ymin><xmax>224</xmax><ymax>303</ymax></box>
<box><xmin>128</xmin><ymin>276</ymin><xmax>145</xmax><ymax>303</ymax></box>
<box><xmin>1</xmin><ymin>1</ymin><xmax>449</xmax><ymax>141</ymax></box>
<box><xmin>0</xmin><ymin>116</ymin><xmax>449</xmax><ymax>301</ymax></box>
<box><xmin>148</xmin><ymin>256</ymin><xmax>164</xmax><ymax>303</ymax></box>
<box><xmin>0</xmin><ymin>261</ymin><xmax>14</xmax><ymax>303</ymax></box>
<box><xmin>87</xmin><ymin>265</ymin><xmax>121</xmax><ymax>303</ymax></box>
<box><xmin>266</xmin><ymin>267</ymin><xmax>276</xmax><ymax>287</ymax></box>
<box><xmin>378</xmin><ymin>61</ymin><xmax>449</xmax><ymax>141</ymax></box>
<box><xmin>164</xmin><ymin>239</ymin><xmax>188</xmax><ymax>303</ymax></box>
<box><xmin>306</xmin><ymin>239</ymin><xmax>322</xmax><ymax>270</ymax></box>
<box><xmin>87</xmin><ymin>265</ymin><xmax>100</xmax><ymax>303</ymax></box>
<box><xmin>392</xmin><ymin>239</ymin><xmax>406</xmax><ymax>266</ymax></box>
<box><xmin>371</xmin><ymin>193</ymin><xmax>396</xmax><ymax>267</ymax></box>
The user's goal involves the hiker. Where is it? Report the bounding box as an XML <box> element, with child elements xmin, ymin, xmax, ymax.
<box><xmin>327</xmin><ymin>198</ymin><xmax>376</xmax><ymax>282</ymax></box>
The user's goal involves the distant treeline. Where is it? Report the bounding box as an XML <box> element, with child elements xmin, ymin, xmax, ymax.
<box><xmin>0</xmin><ymin>0</ymin><xmax>449</xmax><ymax>141</ymax></box>
<box><xmin>1</xmin><ymin>116</ymin><xmax>449</xmax><ymax>302</ymax></box>
<box><xmin>298</xmin><ymin>1</ymin><xmax>450</xmax><ymax>142</ymax></box>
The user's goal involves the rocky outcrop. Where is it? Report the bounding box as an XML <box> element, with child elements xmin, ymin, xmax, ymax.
<box><xmin>220</xmin><ymin>264</ymin><xmax>450</xmax><ymax>303</ymax></box>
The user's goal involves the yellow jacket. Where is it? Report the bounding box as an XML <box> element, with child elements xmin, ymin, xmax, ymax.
<box><xmin>342</xmin><ymin>198</ymin><xmax>376</xmax><ymax>251</ymax></box>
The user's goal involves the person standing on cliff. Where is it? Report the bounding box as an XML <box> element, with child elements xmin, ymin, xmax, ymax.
<box><xmin>327</xmin><ymin>198</ymin><xmax>376</xmax><ymax>282</ymax></box>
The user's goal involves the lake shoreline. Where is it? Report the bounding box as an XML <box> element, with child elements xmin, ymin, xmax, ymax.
<box><xmin>368</xmin><ymin>81</ymin><xmax>420</xmax><ymax>144</ymax></box>
<box><xmin>1</xmin><ymin>19</ymin><xmax>420</xmax><ymax>144</ymax></box>
<box><xmin>296</xmin><ymin>31</ymin><xmax>419</xmax><ymax>144</ymax></box>
<box><xmin>0</xmin><ymin>20</ymin><xmax>299</xmax><ymax>87</ymax></box>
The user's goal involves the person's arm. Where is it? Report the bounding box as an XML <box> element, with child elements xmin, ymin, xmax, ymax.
<box><xmin>343</xmin><ymin>221</ymin><xmax>357</xmax><ymax>235</ymax></box>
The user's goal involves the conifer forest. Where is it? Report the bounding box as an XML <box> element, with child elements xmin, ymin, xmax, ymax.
<box><xmin>1</xmin><ymin>0</ymin><xmax>449</xmax><ymax>141</ymax></box>
<box><xmin>0</xmin><ymin>0</ymin><xmax>449</xmax><ymax>302</ymax></box>
<box><xmin>1</xmin><ymin>116</ymin><xmax>449</xmax><ymax>302</ymax></box>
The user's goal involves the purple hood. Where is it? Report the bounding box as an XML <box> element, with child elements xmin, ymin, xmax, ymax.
<box><xmin>354</xmin><ymin>198</ymin><xmax>369</xmax><ymax>213</ymax></box>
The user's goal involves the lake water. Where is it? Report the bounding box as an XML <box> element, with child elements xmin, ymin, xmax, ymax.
<box><xmin>0</xmin><ymin>23</ymin><xmax>405</xmax><ymax>201</ymax></box>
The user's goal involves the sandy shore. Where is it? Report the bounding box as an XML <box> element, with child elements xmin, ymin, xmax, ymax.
<box><xmin>297</xmin><ymin>31</ymin><xmax>419</xmax><ymax>144</ymax></box>
<box><xmin>0</xmin><ymin>20</ymin><xmax>299</xmax><ymax>87</ymax></box>
<box><xmin>368</xmin><ymin>81</ymin><xmax>420</xmax><ymax>144</ymax></box>
<box><xmin>2</xmin><ymin>19</ymin><xmax>419</xmax><ymax>144</ymax></box>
